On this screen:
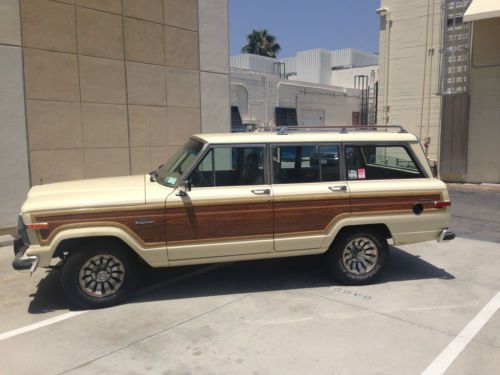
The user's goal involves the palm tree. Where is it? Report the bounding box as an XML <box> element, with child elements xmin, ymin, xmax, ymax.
<box><xmin>241</xmin><ymin>29</ymin><xmax>281</xmax><ymax>58</ymax></box>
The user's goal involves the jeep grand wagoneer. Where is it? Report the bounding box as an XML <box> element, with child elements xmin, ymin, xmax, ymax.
<box><xmin>13</xmin><ymin>126</ymin><xmax>454</xmax><ymax>308</ymax></box>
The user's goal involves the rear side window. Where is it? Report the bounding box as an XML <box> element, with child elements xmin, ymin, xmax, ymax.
<box><xmin>272</xmin><ymin>144</ymin><xmax>340</xmax><ymax>184</ymax></box>
<box><xmin>345</xmin><ymin>145</ymin><xmax>424</xmax><ymax>180</ymax></box>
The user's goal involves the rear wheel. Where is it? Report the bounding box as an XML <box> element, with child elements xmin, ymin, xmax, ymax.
<box><xmin>60</xmin><ymin>242</ymin><xmax>138</xmax><ymax>308</ymax></box>
<box><xmin>327</xmin><ymin>229</ymin><xmax>388</xmax><ymax>285</ymax></box>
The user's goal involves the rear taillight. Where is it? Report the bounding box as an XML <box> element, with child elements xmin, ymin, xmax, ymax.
<box><xmin>434</xmin><ymin>201</ymin><xmax>451</xmax><ymax>209</ymax></box>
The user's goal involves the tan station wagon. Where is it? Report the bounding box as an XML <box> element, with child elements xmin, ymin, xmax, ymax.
<box><xmin>13</xmin><ymin>126</ymin><xmax>455</xmax><ymax>308</ymax></box>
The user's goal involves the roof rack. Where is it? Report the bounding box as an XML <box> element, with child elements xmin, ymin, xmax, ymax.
<box><xmin>255</xmin><ymin>125</ymin><xmax>408</xmax><ymax>135</ymax></box>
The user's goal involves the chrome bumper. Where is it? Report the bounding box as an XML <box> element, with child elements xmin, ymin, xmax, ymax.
<box><xmin>12</xmin><ymin>237</ymin><xmax>39</xmax><ymax>273</ymax></box>
<box><xmin>438</xmin><ymin>229</ymin><xmax>456</xmax><ymax>242</ymax></box>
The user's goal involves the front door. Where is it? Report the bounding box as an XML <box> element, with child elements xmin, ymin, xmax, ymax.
<box><xmin>271</xmin><ymin>143</ymin><xmax>350</xmax><ymax>251</ymax></box>
<box><xmin>166</xmin><ymin>144</ymin><xmax>274</xmax><ymax>261</ymax></box>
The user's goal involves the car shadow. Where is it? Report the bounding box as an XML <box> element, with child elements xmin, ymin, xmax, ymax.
<box><xmin>27</xmin><ymin>246</ymin><xmax>454</xmax><ymax>314</ymax></box>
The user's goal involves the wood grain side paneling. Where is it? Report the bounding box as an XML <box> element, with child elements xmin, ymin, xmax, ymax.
<box><xmin>165</xmin><ymin>202</ymin><xmax>273</xmax><ymax>244</ymax></box>
<box><xmin>35</xmin><ymin>207</ymin><xmax>166</xmax><ymax>245</ymax></box>
<box><xmin>32</xmin><ymin>192</ymin><xmax>445</xmax><ymax>248</ymax></box>
<box><xmin>274</xmin><ymin>198</ymin><xmax>350</xmax><ymax>235</ymax></box>
<box><xmin>351</xmin><ymin>194</ymin><xmax>441</xmax><ymax>213</ymax></box>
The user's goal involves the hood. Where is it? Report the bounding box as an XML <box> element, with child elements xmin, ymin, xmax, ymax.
<box><xmin>22</xmin><ymin>175</ymin><xmax>146</xmax><ymax>213</ymax></box>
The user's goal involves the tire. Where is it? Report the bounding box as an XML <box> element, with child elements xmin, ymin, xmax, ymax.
<box><xmin>326</xmin><ymin>228</ymin><xmax>388</xmax><ymax>285</ymax></box>
<box><xmin>60</xmin><ymin>241</ymin><xmax>138</xmax><ymax>309</ymax></box>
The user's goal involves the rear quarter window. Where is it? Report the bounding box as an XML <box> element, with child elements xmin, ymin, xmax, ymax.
<box><xmin>345</xmin><ymin>145</ymin><xmax>424</xmax><ymax>180</ymax></box>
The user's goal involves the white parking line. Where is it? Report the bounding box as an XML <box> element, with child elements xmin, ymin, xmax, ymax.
<box><xmin>0</xmin><ymin>311</ymin><xmax>87</xmax><ymax>342</ymax></box>
<box><xmin>422</xmin><ymin>291</ymin><xmax>500</xmax><ymax>375</ymax></box>
<box><xmin>0</xmin><ymin>263</ymin><xmax>226</xmax><ymax>342</ymax></box>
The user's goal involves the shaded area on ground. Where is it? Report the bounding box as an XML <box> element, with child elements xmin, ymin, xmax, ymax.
<box><xmin>28</xmin><ymin>247</ymin><xmax>453</xmax><ymax>314</ymax></box>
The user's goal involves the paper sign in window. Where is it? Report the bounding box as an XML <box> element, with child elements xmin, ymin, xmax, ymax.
<box><xmin>348</xmin><ymin>170</ymin><xmax>358</xmax><ymax>180</ymax></box>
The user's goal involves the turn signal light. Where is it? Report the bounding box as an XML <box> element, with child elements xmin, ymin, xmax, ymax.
<box><xmin>434</xmin><ymin>201</ymin><xmax>451</xmax><ymax>209</ymax></box>
<box><xmin>26</xmin><ymin>222</ymin><xmax>49</xmax><ymax>230</ymax></box>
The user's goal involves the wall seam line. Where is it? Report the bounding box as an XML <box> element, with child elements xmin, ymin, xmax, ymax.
<box><xmin>121</xmin><ymin>0</ymin><xmax>133</xmax><ymax>176</ymax></box>
<box><xmin>17</xmin><ymin>0</ymin><xmax>33</xmax><ymax>187</ymax></box>
<box><xmin>74</xmin><ymin>1</ymin><xmax>86</xmax><ymax>180</ymax></box>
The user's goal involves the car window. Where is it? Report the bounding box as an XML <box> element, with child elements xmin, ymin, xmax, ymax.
<box><xmin>155</xmin><ymin>138</ymin><xmax>204</xmax><ymax>187</ymax></box>
<box><xmin>272</xmin><ymin>144</ymin><xmax>340</xmax><ymax>184</ymax></box>
<box><xmin>190</xmin><ymin>146</ymin><xmax>265</xmax><ymax>187</ymax></box>
<box><xmin>318</xmin><ymin>145</ymin><xmax>341</xmax><ymax>181</ymax></box>
<box><xmin>345</xmin><ymin>145</ymin><xmax>423</xmax><ymax>180</ymax></box>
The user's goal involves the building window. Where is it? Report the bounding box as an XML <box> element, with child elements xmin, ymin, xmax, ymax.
<box><xmin>447</xmin><ymin>16</ymin><xmax>463</xmax><ymax>28</ymax></box>
<box><xmin>275</xmin><ymin>107</ymin><xmax>297</xmax><ymax>127</ymax></box>
<box><xmin>231</xmin><ymin>106</ymin><xmax>243</xmax><ymax>132</ymax></box>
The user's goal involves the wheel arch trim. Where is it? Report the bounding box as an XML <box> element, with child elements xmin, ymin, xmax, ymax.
<box><xmin>26</xmin><ymin>225</ymin><xmax>167</xmax><ymax>268</ymax></box>
<box><xmin>321</xmin><ymin>215</ymin><xmax>396</xmax><ymax>250</ymax></box>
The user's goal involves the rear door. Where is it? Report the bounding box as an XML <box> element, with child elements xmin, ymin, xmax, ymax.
<box><xmin>272</xmin><ymin>143</ymin><xmax>350</xmax><ymax>251</ymax></box>
<box><xmin>344</xmin><ymin>142</ymin><xmax>450</xmax><ymax>244</ymax></box>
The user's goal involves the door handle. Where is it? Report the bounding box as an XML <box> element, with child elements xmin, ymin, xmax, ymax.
<box><xmin>328</xmin><ymin>185</ymin><xmax>347</xmax><ymax>192</ymax></box>
<box><xmin>251</xmin><ymin>189</ymin><xmax>271</xmax><ymax>195</ymax></box>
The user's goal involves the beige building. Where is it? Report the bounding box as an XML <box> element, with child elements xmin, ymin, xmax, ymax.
<box><xmin>0</xmin><ymin>0</ymin><xmax>230</xmax><ymax>228</ymax></box>
<box><xmin>376</xmin><ymin>1</ymin><xmax>446</xmax><ymax>165</ymax></box>
<box><xmin>377</xmin><ymin>0</ymin><xmax>500</xmax><ymax>183</ymax></box>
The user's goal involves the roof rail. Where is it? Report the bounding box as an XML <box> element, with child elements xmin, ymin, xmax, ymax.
<box><xmin>256</xmin><ymin>125</ymin><xmax>408</xmax><ymax>135</ymax></box>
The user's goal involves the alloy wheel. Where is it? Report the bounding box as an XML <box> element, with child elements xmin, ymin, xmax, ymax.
<box><xmin>341</xmin><ymin>237</ymin><xmax>379</xmax><ymax>275</ymax></box>
<box><xmin>78</xmin><ymin>254</ymin><xmax>125</xmax><ymax>298</ymax></box>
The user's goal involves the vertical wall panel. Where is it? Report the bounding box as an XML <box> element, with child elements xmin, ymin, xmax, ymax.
<box><xmin>440</xmin><ymin>93</ymin><xmax>469</xmax><ymax>181</ymax></box>
<box><xmin>0</xmin><ymin>0</ymin><xmax>21</xmax><ymax>46</ymax></box>
<box><xmin>198</xmin><ymin>0</ymin><xmax>230</xmax><ymax>132</ymax></box>
<box><xmin>0</xmin><ymin>45</ymin><xmax>30</xmax><ymax>227</ymax></box>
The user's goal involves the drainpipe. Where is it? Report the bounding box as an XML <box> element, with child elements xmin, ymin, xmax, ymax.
<box><xmin>376</xmin><ymin>7</ymin><xmax>390</xmax><ymax>125</ymax></box>
<box><xmin>264</xmin><ymin>75</ymin><xmax>268</xmax><ymax>126</ymax></box>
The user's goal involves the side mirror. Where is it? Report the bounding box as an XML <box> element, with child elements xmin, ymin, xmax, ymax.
<box><xmin>176</xmin><ymin>179</ymin><xmax>192</xmax><ymax>196</ymax></box>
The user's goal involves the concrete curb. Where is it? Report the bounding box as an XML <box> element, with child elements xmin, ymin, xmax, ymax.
<box><xmin>0</xmin><ymin>235</ymin><xmax>15</xmax><ymax>247</ymax></box>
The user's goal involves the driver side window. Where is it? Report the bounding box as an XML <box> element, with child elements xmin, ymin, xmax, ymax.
<box><xmin>190</xmin><ymin>146</ymin><xmax>265</xmax><ymax>187</ymax></box>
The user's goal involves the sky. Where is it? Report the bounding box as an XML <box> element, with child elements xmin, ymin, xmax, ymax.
<box><xmin>229</xmin><ymin>0</ymin><xmax>381</xmax><ymax>58</ymax></box>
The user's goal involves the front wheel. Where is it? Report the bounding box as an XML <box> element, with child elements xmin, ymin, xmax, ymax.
<box><xmin>326</xmin><ymin>229</ymin><xmax>388</xmax><ymax>285</ymax></box>
<box><xmin>60</xmin><ymin>243</ymin><xmax>138</xmax><ymax>308</ymax></box>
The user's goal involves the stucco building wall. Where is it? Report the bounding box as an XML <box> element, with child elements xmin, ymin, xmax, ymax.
<box><xmin>0</xmin><ymin>0</ymin><xmax>230</xmax><ymax>228</ymax></box>
<box><xmin>377</xmin><ymin>0</ymin><xmax>443</xmax><ymax>161</ymax></box>
<box><xmin>0</xmin><ymin>0</ymin><xmax>31</xmax><ymax>229</ymax></box>
<box><xmin>466</xmin><ymin>18</ymin><xmax>500</xmax><ymax>183</ymax></box>
<box><xmin>230</xmin><ymin>69</ymin><xmax>361</xmax><ymax>128</ymax></box>
<box><xmin>377</xmin><ymin>0</ymin><xmax>500</xmax><ymax>183</ymax></box>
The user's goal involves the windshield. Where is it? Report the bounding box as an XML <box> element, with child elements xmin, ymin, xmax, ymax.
<box><xmin>153</xmin><ymin>139</ymin><xmax>205</xmax><ymax>187</ymax></box>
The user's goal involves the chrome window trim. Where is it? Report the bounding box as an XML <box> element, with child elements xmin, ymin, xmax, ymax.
<box><xmin>183</xmin><ymin>143</ymin><xmax>270</xmax><ymax>188</ymax></box>
<box><xmin>177</xmin><ymin>138</ymin><xmax>211</xmax><ymax>185</ymax></box>
<box><xmin>179</xmin><ymin>139</ymin><xmax>428</xmax><ymax>188</ymax></box>
<box><xmin>342</xmin><ymin>141</ymin><xmax>428</xmax><ymax>180</ymax></box>
<box><xmin>269</xmin><ymin>142</ymin><xmax>343</xmax><ymax>185</ymax></box>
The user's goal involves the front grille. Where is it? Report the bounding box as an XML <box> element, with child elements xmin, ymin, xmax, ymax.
<box><xmin>17</xmin><ymin>214</ymin><xmax>30</xmax><ymax>245</ymax></box>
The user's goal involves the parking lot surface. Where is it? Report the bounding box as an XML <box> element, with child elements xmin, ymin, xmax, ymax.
<box><xmin>0</xmin><ymin>186</ymin><xmax>499</xmax><ymax>374</ymax></box>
